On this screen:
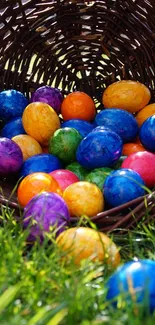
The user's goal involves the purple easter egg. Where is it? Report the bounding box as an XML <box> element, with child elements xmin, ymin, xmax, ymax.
<box><xmin>0</xmin><ymin>137</ymin><xmax>23</xmax><ymax>176</ymax></box>
<box><xmin>23</xmin><ymin>192</ymin><xmax>70</xmax><ymax>241</ymax></box>
<box><xmin>31</xmin><ymin>86</ymin><xmax>63</xmax><ymax>114</ymax></box>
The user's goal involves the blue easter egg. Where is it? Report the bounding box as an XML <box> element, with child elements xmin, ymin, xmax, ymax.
<box><xmin>106</xmin><ymin>260</ymin><xmax>155</xmax><ymax>313</ymax></box>
<box><xmin>103</xmin><ymin>168</ymin><xmax>145</xmax><ymax>207</ymax></box>
<box><xmin>95</xmin><ymin>108</ymin><xmax>139</xmax><ymax>143</ymax></box>
<box><xmin>20</xmin><ymin>153</ymin><xmax>63</xmax><ymax>178</ymax></box>
<box><xmin>0</xmin><ymin>90</ymin><xmax>28</xmax><ymax>122</ymax></box>
<box><xmin>139</xmin><ymin>115</ymin><xmax>155</xmax><ymax>152</ymax></box>
<box><xmin>61</xmin><ymin>119</ymin><xmax>94</xmax><ymax>138</ymax></box>
<box><xmin>76</xmin><ymin>129</ymin><xmax>123</xmax><ymax>169</ymax></box>
<box><xmin>1</xmin><ymin>117</ymin><xmax>26</xmax><ymax>138</ymax></box>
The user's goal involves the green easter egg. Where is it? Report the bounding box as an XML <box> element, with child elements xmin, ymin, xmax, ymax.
<box><xmin>49</xmin><ymin>127</ymin><xmax>82</xmax><ymax>164</ymax></box>
<box><xmin>66</xmin><ymin>162</ymin><xmax>88</xmax><ymax>181</ymax></box>
<box><xmin>85</xmin><ymin>167</ymin><xmax>113</xmax><ymax>190</ymax></box>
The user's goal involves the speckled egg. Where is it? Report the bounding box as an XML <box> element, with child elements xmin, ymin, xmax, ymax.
<box><xmin>95</xmin><ymin>108</ymin><xmax>139</xmax><ymax>143</ymax></box>
<box><xmin>76</xmin><ymin>129</ymin><xmax>123</xmax><ymax>169</ymax></box>
<box><xmin>0</xmin><ymin>137</ymin><xmax>23</xmax><ymax>176</ymax></box>
<box><xmin>0</xmin><ymin>89</ymin><xmax>28</xmax><ymax>121</ymax></box>
<box><xmin>31</xmin><ymin>86</ymin><xmax>63</xmax><ymax>114</ymax></box>
<box><xmin>103</xmin><ymin>168</ymin><xmax>145</xmax><ymax>207</ymax></box>
<box><xmin>23</xmin><ymin>192</ymin><xmax>70</xmax><ymax>241</ymax></box>
<box><xmin>1</xmin><ymin>117</ymin><xmax>26</xmax><ymax>139</ymax></box>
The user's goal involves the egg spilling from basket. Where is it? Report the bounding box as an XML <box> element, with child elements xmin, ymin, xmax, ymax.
<box><xmin>0</xmin><ymin>81</ymin><xmax>155</xmax><ymax>240</ymax></box>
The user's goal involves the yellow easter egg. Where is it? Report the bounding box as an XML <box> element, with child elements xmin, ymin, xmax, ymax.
<box><xmin>22</xmin><ymin>102</ymin><xmax>60</xmax><ymax>146</ymax></box>
<box><xmin>12</xmin><ymin>134</ymin><xmax>42</xmax><ymax>161</ymax></box>
<box><xmin>102</xmin><ymin>80</ymin><xmax>151</xmax><ymax>113</ymax></box>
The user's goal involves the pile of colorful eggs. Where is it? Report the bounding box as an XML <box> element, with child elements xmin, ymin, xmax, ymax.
<box><xmin>0</xmin><ymin>81</ymin><xmax>155</xmax><ymax>256</ymax></box>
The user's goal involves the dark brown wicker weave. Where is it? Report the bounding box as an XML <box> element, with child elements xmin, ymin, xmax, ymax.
<box><xmin>0</xmin><ymin>0</ymin><xmax>155</xmax><ymax>233</ymax></box>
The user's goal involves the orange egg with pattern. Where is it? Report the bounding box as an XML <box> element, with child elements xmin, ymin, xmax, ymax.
<box><xmin>22</xmin><ymin>102</ymin><xmax>60</xmax><ymax>146</ymax></box>
<box><xmin>17</xmin><ymin>172</ymin><xmax>62</xmax><ymax>207</ymax></box>
<box><xmin>63</xmin><ymin>181</ymin><xmax>104</xmax><ymax>217</ymax></box>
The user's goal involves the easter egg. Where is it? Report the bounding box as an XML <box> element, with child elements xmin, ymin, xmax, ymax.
<box><xmin>0</xmin><ymin>89</ymin><xmax>28</xmax><ymax>122</ymax></box>
<box><xmin>121</xmin><ymin>151</ymin><xmax>155</xmax><ymax>188</ymax></box>
<box><xmin>112</xmin><ymin>156</ymin><xmax>128</xmax><ymax>169</ymax></box>
<box><xmin>17</xmin><ymin>172</ymin><xmax>62</xmax><ymax>207</ymax></box>
<box><xmin>102</xmin><ymin>80</ymin><xmax>151</xmax><ymax>113</ymax></box>
<box><xmin>65</xmin><ymin>162</ymin><xmax>88</xmax><ymax>181</ymax></box>
<box><xmin>136</xmin><ymin>103</ymin><xmax>155</xmax><ymax>126</ymax></box>
<box><xmin>106</xmin><ymin>260</ymin><xmax>155</xmax><ymax>313</ymax></box>
<box><xmin>139</xmin><ymin>115</ymin><xmax>155</xmax><ymax>152</ymax></box>
<box><xmin>61</xmin><ymin>119</ymin><xmax>94</xmax><ymax>138</ymax></box>
<box><xmin>49</xmin><ymin>128</ymin><xmax>82</xmax><ymax>164</ymax></box>
<box><xmin>0</xmin><ymin>137</ymin><xmax>23</xmax><ymax>176</ymax></box>
<box><xmin>76</xmin><ymin>130</ymin><xmax>123</xmax><ymax>169</ymax></box>
<box><xmin>122</xmin><ymin>143</ymin><xmax>145</xmax><ymax>156</ymax></box>
<box><xmin>85</xmin><ymin>167</ymin><xmax>113</xmax><ymax>190</ymax></box>
<box><xmin>31</xmin><ymin>86</ymin><xmax>63</xmax><ymax>114</ymax></box>
<box><xmin>1</xmin><ymin>117</ymin><xmax>26</xmax><ymax>138</ymax></box>
<box><xmin>12</xmin><ymin>134</ymin><xmax>42</xmax><ymax>161</ymax></box>
<box><xmin>63</xmin><ymin>181</ymin><xmax>104</xmax><ymax>217</ymax></box>
<box><xmin>56</xmin><ymin>227</ymin><xmax>120</xmax><ymax>266</ymax></box>
<box><xmin>22</xmin><ymin>102</ymin><xmax>60</xmax><ymax>146</ymax></box>
<box><xmin>61</xmin><ymin>92</ymin><xmax>96</xmax><ymax>121</ymax></box>
<box><xmin>103</xmin><ymin>168</ymin><xmax>145</xmax><ymax>207</ymax></box>
<box><xmin>19</xmin><ymin>153</ymin><xmax>62</xmax><ymax>178</ymax></box>
<box><xmin>23</xmin><ymin>192</ymin><xmax>70</xmax><ymax>241</ymax></box>
<box><xmin>95</xmin><ymin>109</ymin><xmax>139</xmax><ymax>143</ymax></box>
<box><xmin>50</xmin><ymin>169</ymin><xmax>79</xmax><ymax>192</ymax></box>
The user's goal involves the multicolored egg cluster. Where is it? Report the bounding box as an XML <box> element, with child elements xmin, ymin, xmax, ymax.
<box><xmin>0</xmin><ymin>80</ymin><xmax>155</xmax><ymax>266</ymax></box>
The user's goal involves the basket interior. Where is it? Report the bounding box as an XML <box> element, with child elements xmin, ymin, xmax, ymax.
<box><xmin>1</xmin><ymin>0</ymin><xmax>155</xmax><ymax>103</ymax></box>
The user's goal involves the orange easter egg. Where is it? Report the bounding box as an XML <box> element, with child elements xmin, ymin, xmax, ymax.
<box><xmin>61</xmin><ymin>92</ymin><xmax>96</xmax><ymax>121</ymax></box>
<box><xmin>56</xmin><ymin>227</ymin><xmax>121</xmax><ymax>267</ymax></box>
<box><xmin>12</xmin><ymin>134</ymin><xmax>42</xmax><ymax>160</ymax></box>
<box><xmin>63</xmin><ymin>181</ymin><xmax>104</xmax><ymax>217</ymax></box>
<box><xmin>136</xmin><ymin>103</ymin><xmax>155</xmax><ymax>126</ymax></box>
<box><xmin>122</xmin><ymin>143</ymin><xmax>145</xmax><ymax>156</ymax></box>
<box><xmin>102</xmin><ymin>80</ymin><xmax>151</xmax><ymax>113</ymax></box>
<box><xmin>22</xmin><ymin>102</ymin><xmax>60</xmax><ymax>146</ymax></box>
<box><xmin>17</xmin><ymin>172</ymin><xmax>62</xmax><ymax>207</ymax></box>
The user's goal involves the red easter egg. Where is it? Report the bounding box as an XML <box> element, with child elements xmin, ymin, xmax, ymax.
<box><xmin>50</xmin><ymin>169</ymin><xmax>79</xmax><ymax>191</ymax></box>
<box><xmin>121</xmin><ymin>151</ymin><xmax>155</xmax><ymax>188</ymax></box>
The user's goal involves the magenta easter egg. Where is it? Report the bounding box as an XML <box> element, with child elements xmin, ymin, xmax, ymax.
<box><xmin>50</xmin><ymin>169</ymin><xmax>79</xmax><ymax>191</ymax></box>
<box><xmin>121</xmin><ymin>151</ymin><xmax>155</xmax><ymax>188</ymax></box>
<box><xmin>0</xmin><ymin>137</ymin><xmax>23</xmax><ymax>176</ymax></box>
<box><xmin>23</xmin><ymin>192</ymin><xmax>70</xmax><ymax>241</ymax></box>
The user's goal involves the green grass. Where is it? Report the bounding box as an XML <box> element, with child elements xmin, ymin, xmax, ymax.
<box><xmin>0</xmin><ymin>205</ymin><xmax>155</xmax><ymax>324</ymax></box>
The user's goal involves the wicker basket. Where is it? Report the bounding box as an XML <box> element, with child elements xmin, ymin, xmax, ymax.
<box><xmin>0</xmin><ymin>0</ymin><xmax>155</xmax><ymax>233</ymax></box>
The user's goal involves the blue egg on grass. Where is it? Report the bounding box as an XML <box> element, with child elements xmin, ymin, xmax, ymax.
<box><xmin>23</xmin><ymin>192</ymin><xmax>70</xmax><ymax>242</ymax></box>
<box><xmin>20</xmin><ymin>153</ymin><xmax>63</xmax><ymax>178</ymax></box>
<box><xmin>139</xmin><ymin>115</ymin><xmax>155</xmax><ymax>152</ymax></box>
<box><xmin>106</xmin><ymin>260</ymin><xmax>155</xmax><ymax>313</ymax></box>
<box><xmin>0</xmin><ymin>90</ymin><xmax>28</xmax><ymax>122</ymax></box>
<box><xmin>103</xmin><ymin>168</ymin><xmax>145</xmax><ymax>207</ymax></box>
<box><xmin>76</xmin><ymin>130</ymin><xmax>123</xmax><ymax>169</ymax></box>
<box><xmin>0</xmin><ymin>137</ymin><xmax>23</xmax><ymax>176</ymax></box>
<box><xmin>61</xmin><ymin>119</ymin><xmax>94</xmax><ymax>138</ymax></box>
<box><xmin>31</xmin><ymin>86</ymin><xmax>63</xmax><ymax>114</ymax></box>
<box><xmin>1</xmin><ymin>117</ymin><xmax>26</xmax><ymax>138</ymax></box>
<box><xmin>95</xmin><ymin>108</ymin><xmax>139</xmax><ymax>143</ymax></box>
